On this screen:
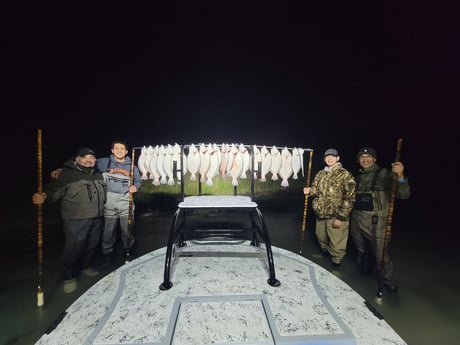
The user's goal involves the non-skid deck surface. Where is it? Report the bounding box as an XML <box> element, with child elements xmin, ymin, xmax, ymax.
<box><xmin>35</xmin><ymin>242</ymin><xmax>407</xmax><ymax>345</ymax></box>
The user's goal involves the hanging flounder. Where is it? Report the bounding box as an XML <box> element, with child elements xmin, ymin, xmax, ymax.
<box><xmin>291</xmin><ymin>147</ymin><xmax>304</xmax><ymax>180</ymax></box>
<box><xmin>260</xmin><ymin>145</ymin><xmax>271</xmax><ymax>182</ymax></box>
<box><xmin>199</xmin><ymin>143</ymin><xmax>211</xmax><ymax>184</ymax></box>
<box><xmin>205</xmin><ymin>143</ymin><xmax>220</xmax><ymax>186</ymax></box>
<box><xmin>144</xmin><ymin>145</ymin><xmax>155</xmax><ymax>180</ymax></box>
<box><xmin>225</xmin><ymin>143</ymin><xmax>236</xmax><ymax>178</ymax></box>
<box><xmin>186</xmin><ymin>143</ymin><xmax>200</xmax><ymax>181</ymax></box>
<box><xmin>279</xmin><ymin>147</ymin><xmax>293</xmax><ymax>187</ymax></box>
<box><xmin>163</xmin><ymin>144</ymin><xmax>175</xmax><ymax>186</ymax></box>
<box><xmin>219</xmin><ymin>143</ymin><xmax>230</xmax><ymax>178</ymax></box>
<box><xmin>137</xmin><ymin>146</ymin><xmax>149</xmax><ymax>180</ymax></box>
<box><xmin>157</xmin><ymin>145</ymin><xmax>168</xmax><ymax>185</ymax></box>
<box><xmin>229</xmin><ymin>144</ymin><xmax>243</xmax><ymax>186</ymax></box>
<box><xmin>270</xmin><ymin>146</ymin><xmax>282</xmax><ymax>181</ymax></box>
<box><xmin>148</xmin><ymin>145</ymin><xmax>161</xmax><ymax>186</ymax></box>
<box><xmin>239</xmin><ymin>143</ymin><xmax>250</xmax><ymax>179</ymax></box>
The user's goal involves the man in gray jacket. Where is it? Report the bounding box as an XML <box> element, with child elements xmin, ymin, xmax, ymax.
<box><xmin>97</xmin><ymin>140</ymin><xmax>142</xmax><ymax>263</ymax></box>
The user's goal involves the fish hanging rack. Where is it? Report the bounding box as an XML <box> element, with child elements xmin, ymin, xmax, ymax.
<box><xmin>133</xmin><ymin>144</ymin><xmax>314</xmax><ymax>201</ymax></box>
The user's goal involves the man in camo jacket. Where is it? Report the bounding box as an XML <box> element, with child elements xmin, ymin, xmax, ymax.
<box><xmin>304</xmin><ymin>148</ymin><xmax>356</xmax><ymax>268</ymax></box>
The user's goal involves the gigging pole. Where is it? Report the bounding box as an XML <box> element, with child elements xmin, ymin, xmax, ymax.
<box><xmin>376</xmin><ymin>138</ymin><xmax>403</xmax><ymax>299</ymax></box>
<box><xmin>36</xmin><ymin>129</ymin><xmax>44</xmax><ymax>307</ymax></box>
<box><xmin>126</xmin><ymin>147</ymin><xmax>136</xmax><ymax>263</ymax></box>
<box><xmin>299</xmin><ymin>149</ymin><xmax>314</xmax><ymax>254</ymax></box>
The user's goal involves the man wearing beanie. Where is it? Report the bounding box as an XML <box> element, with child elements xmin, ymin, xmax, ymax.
<box><xmin>32</xmin><ymin>148</ymin><xmax>106</xmax><ymax>293</ymax></box>
<box><xmin>350</xmin><ymin>147</ymin><xmax>410</xmax><ymax>292</ymax></box>
<box><xmin>304</xmin><ymin>148</ymin><xmax>356</xmax><ymax>269</ymax></box>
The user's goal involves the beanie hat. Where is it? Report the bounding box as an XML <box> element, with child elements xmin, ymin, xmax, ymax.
<box><xmin>324</xmin><ymin>148</ymin><xmax>339</xmax><ymax>157</ymax></box>
<box><xmin>357</xmin><ymin>147</ymin><xmax>377</xmax><ymax>159</ymax></box>
<box><xmin>77</xmin><ymin>148</ymin><xmax>97</xmax><ymax>158</ymax></box>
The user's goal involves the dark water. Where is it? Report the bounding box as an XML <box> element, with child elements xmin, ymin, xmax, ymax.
<box><xmin>1</xmin><ymin>192</ymin><xmax>459</xmax><ymax>345</ymax></box>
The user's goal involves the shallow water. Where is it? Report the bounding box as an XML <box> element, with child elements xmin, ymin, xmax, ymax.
<box><xmin>1</xmin><ymin>194</ymin><xmax>459</xmax><ymax>345</ymax></box>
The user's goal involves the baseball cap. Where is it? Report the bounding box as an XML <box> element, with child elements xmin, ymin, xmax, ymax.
<box><xmin>324</xmin><ymin>148</ymin><xmax>339</xmax><ymax>157</ymax></box>
<box><xmin>77</xmin><ymin>148</ymin><xmax>97</xmax><ymax>158</ymax></box>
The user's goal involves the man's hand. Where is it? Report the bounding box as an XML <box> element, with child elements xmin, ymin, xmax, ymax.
<box><xmin>32</xmin><ymin>193</ymin><xmax>47</xmax><ymax>205</ymax></box>
<box><xmin>51</xmin><ymin>168</ymin><xmax>63</xmax><ymax>179</ymax></box>
<box><xmin>129</xmin><ymin>185</ymin><xmax>138</xmax><ymax>193</ymax></box>
<box><xmin>391</xmin><ymin>162</ymin><xmax>405</xmax><ymax>178</ymax></box>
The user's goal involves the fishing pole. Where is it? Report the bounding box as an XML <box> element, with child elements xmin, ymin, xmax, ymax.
<box><xmin>377</xmin><ymin>138</ymin><xmax>403</xmax><ymax>299</ymax></box>
<box><xmin>299</xmin><ymin>149</ymin><xmax>314</xmax><ymax>254</ymax></box>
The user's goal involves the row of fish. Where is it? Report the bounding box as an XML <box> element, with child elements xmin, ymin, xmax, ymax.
<box><xmin>137</xmin><ymin>143</ymin><xmax>308</xmax><ymax>187</ymax></box>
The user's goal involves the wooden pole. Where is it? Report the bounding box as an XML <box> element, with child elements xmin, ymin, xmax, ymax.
<box><xmin>36</xmin><ymin>129</ymin><xmax>44</xmax><ymax>307</ymax></box>
<box><xmin>376</xmin><ymin>138</ymin><xmax>403</xmax><ymax>299</ymax></box>
<box><xmin>126</xmin><ymin>147</ymin><xmax>135</xmax><ymax>263</ymax></box>
<box><xmin>299</xmin><ymin>150</ymin><xmax>314</xmax><ymax>254</ymax></box>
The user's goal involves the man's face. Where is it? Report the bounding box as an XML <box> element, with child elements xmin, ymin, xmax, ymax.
<box><xmin>324</xmin><ymin>155</ymin><xmax>339</xmax><ymax>167</ymax></box>
<box><xmin>358</xmin><ymin>154</ymin><xmax>376</xmax><ymax>169</ymax></box>
<box><xmin>112</xmin><ymin>143</ymin><xmax>128</xmax><ymax>159</ymax></box>
<box><xmin>76</xmin><ymin>154</ymin><xmax>97</xmax><ymax>167</ymax></box>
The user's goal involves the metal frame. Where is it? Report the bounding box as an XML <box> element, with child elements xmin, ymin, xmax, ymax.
<box><xmin>159</xmin><ymin>144</ymin><xmax>281</xmax><ymax>290</ymax></box>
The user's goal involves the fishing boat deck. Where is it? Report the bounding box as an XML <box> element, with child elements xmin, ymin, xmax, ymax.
<box><xmin>34</xmin><ymin>242</ymin><xmax>407</xmax><ymax>345</ymax></box>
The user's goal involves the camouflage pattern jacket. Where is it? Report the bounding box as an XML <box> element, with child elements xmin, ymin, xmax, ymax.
<box><xmin>310</xmin><ymin>162</ymin><xmax>356</xmax><ymax>221</ymax></box>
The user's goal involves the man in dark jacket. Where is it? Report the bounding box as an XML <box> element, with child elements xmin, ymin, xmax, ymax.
<box><xmin>32</xmin><ymin>148</ymin><xmax>106</xmax><ymax>293</ymax></box>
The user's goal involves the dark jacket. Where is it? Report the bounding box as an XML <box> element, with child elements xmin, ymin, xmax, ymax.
<box><xmin>353</xmin><ymin>164</ymin><xmax>410</xmax><ymax>216</ymax></box>
<box><xmin>45</xmin><ymin>159</ymin><xmax>106</xmax><ymax>220</ymax></box>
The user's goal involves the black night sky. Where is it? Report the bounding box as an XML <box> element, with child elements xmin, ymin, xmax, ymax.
<box><xmin>4</xmin><ymin>3</ymin><xmax>458</xmax><ymax>229</ymax></box>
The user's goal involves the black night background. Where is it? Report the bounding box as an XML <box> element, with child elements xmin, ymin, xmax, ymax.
<box><xmin>3</xmin><ymin>2</ymin><xmax>458</xmax><ymax>235</ymax></box>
